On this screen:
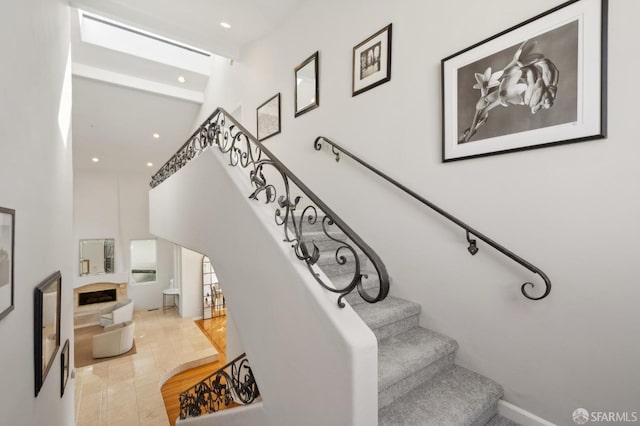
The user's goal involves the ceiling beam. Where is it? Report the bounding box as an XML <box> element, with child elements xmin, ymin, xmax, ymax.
<box><xmin>72</xmin><ymin>63</ymin><xmax>204</xmax><ymax>104</ymax></box>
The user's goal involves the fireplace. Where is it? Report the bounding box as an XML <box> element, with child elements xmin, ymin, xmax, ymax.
<box><xmin>74</xmin><ymin>282</ymin><xmax>127</xmax><ymax>328</ymax></box>
<box><xmin>79</xmin><ymin>289</ymin><xmax>117</xmax><ymax>306</ymax></box>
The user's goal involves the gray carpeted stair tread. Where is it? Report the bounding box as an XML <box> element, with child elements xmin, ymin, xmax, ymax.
<box><xmin>340</xmin><ymin>276</ymin><xmax>381</xmax><ymax>306</ymax></box>
<box><xmin>316</xmin><ymin>254</ymin><xmax>374</xmax><ymax>279</ymax></box>
<box><xmin>378</xmin><ymin>327</ymin><xmax>458</xmax><ymax>392</ymax></box>
<box><xmin>292</xmin><ymin>215</ymin><xmax>508</xmax><ymax>426</ymax></box>
<box><xmin>485</xmin><ymin>415</ymin><xmax>520</xmax><ymax>426</ymax></box>
<box><xmin>299</xmin><ymin>228</ymin><xmax>349</xmax><ymax>239</ymax></box>
<box><xmin>379</xmin><ymin>365</ymin><xmax>504</xmax><ymax>426</ymax></box>
<box><xmin>316</xmin><ymin>248</ymin><xmax>368</xmax><ymax>267</ymax></box>
<box><xmin>299</xmin><ymin>230</ymin><xmax>353</xmax><ymax>249</ymax></box>
<box><xmin>285</xmin><ymin>214</ymin><xmax>331</xmax><ymax>233</ymax></box>
<box><xmin>352</xmin><ymin>297</ymin><xmax>420</xmax><ymax>340</ymax></box>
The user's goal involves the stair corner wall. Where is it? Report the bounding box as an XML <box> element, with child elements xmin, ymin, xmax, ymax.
<box><xmin>150</xmin><ymin>148</ymin><xmax>378</xmax><ymax>426</ymax></box>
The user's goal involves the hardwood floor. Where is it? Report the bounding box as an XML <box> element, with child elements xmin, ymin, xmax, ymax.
<box><xmin>195</xmin><ymin>314</ymin><xmax>227</xmax><ymax>358</ymax></box>
<box><xmin>161</xmin><ymin>316</ymin><xmax>227</xmax><ymax>426</ymax></box>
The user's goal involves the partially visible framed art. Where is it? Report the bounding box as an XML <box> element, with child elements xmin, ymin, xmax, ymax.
<box><xmin>442</xmin><ymin>0</ymin><xmax>607</xmax><ymax>162</ymax></box>
<box><xmin>0</xmin><ymin>207</ymin><xmax>15</xmax><ymax>321</ymax></box>
<box><xmin>352</xmin><ymin>24</ymin><xmax>392</xmax><ymax>97</ymax></box>
<box><xmin>35</xmin><ymin>271</ymin><xmax>62</xmax><ymax>397</ymax></box>
<box><xmin>257</xmin><ymin>93</ymin><xmax>281</xmax><ymax>142</ymax></box>
<box><xmin>61</xmin><ymin>339</ymin><xmax>70</xmax><ymax>397</ymax></box>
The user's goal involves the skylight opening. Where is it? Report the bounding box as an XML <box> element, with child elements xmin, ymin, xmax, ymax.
<box><xmin>78</xmin><ymin>10</ymin><xmax>212</xmax><ymax>75</ymax></box>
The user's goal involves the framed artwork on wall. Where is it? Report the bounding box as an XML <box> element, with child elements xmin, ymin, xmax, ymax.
<box><xmin>0</xmin><ymin>207</ymin><xmax>15</xmax><ymax>321</ymax></box>
<box><xmin>442</xmin><ymin>0</ymin><xmax>607</xmax><ymax>162</ymax></box>
<box><xmin>34</xmin><ymin>271</ymin><xmax>62</xmax><ymax>397</ymax></box>
<box><xmin>61</xmin><ymin>339</ymin><xmax>70</xmax><ymax>397</ymax></box>
<box><xmin>352</xmin><ymin>24</ymin><xmax>392</xmax><ymax>97</ymax></box>
<box><xmin>294</xmin><ymin>51</ymin><xmax>319</xmax><ymax>117</ymax></box>
<box><xmin>257</xmin><ymin>93</ymin><xmax>281</xmax><ymax>142</ymax></box>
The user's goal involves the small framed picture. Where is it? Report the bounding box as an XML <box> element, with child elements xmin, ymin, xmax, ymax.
<box><xmin>0</xmin><ymin>207</ymin><xmax>15</xmax><ymax>321</ymax></box>
<box><xmin>294</xmin><ymin>51</ymin><xmax>319</xmax><ymax>117</ymax></box>
<box><xmin>352</xmin><ymin>24</ymin><xmax>392</xmax><ymax>97</ymax></box>
<box><xmin>256</xmin><ymin>93</ymin><xmax>281</xmax><ymax>142</ymax></box>
<box><xmin>61</xmin><ymin>339</ymin><xmax>70</xmax><ymax>397</ymax></box>
<box><xmin>442</xmin><ymin>0</ymin><xmax>607</xmax><ymax>161</ymax></box>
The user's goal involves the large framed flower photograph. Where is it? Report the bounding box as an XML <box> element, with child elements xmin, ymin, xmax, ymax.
<box><xmin>442</xmin><ymin>0</ymin><xmax>607</xmax><ymax>162</ymax></box>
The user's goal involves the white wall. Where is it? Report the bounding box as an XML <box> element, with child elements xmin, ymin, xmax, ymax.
<box><xmin>225</xmin><ymin>313</ymin><xmax>244</xmax><ymax>360</ymax></box>
<box><xmin>179</xmin><ymin>247</ymin><xmax>204</xmax><ymax>319</ymax></box>
<box><xmin>74</xmin><ymin>169</ymin><xmax>174</xmax><ymax>310</ymax></box>
<box><xmin>150</xmin><ymin>150</ymin><xmax>378</xmax><ymax>426</ymax></box>
<box><xmin>196</xmin><ymin>0</ymin><xmax>640</xmax><ymax>424</ymax></box>
<box><xmin>176</xmin><ymin>245</ymin><xmax>245</xmax><ymax>354</ymax></box>
<box><xmin>0</xmin><ymin>0</ymin><xmax>75</xmax><ymax>424</ymax></box>
<box><xmin>193</xmin><ymin>54</ymin><xmax>242</xmax><ymax>125</ymax></box>
<box><xmin>74</xmin><ymin>170</ymin><xmax>123</xmax><ymax>283</ymax></box>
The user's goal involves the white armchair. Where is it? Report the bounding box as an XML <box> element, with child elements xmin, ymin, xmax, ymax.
<box><xmin>99</xmin><ymin>298</ymin><xmax>133</xmax><ymax>327</ymax></box>
<box><xmin>92</xmin><ymin>320</ymin><xmax>135</xmax><ymax>359</ymax></box>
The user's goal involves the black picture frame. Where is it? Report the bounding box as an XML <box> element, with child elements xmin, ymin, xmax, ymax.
<box><xmin>0</xmin><ymin>207</ymin><xmax>15</xmax><ymax>321</ymax></box>
<box><xmin>294</xmin><ymin>51</ymin><xmax>319</xmax><ymax>117</ymax></box>
<box><xmin>442</xmin><ymin>0</ymin><xmax>607</xmax><ymax>162</ymax></box>
<box><xmin>60</xmin><ymin>339</ymin><xmax>70</xmax><ymax>397</ymax></box>
<box><xmin>352</xmin><ymin>24</ymin><xmax>392</xmax><ymax>97</ymax></box>
<box><xmin>34</xmin><ymin>271</ymin><xmax>62</xmax><ymax>397</ymax></box>
<box><xmin>256</xmin><ymin>93</ymin><xmax>281</xmax><ymax>142</ymax></box>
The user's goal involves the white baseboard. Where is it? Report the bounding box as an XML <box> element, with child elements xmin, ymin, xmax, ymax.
<box><xmin>499</xmin><ymin>400</ymin><xmax>557</xmax><ymax>426</ymax></box>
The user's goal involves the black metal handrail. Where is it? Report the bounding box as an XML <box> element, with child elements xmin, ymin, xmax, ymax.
<box><xmin>314</xmin><ymin>136</ymin><xmax>551</xmax><ymax>301</ymax></box>
<box><xmin>179</xmin><ymin>352</ymin><xmax>260</xmax><ymax>419</ymax></box>
<box><xmin>150</xmin><ymin>108</ymin><xmax>390</xmax><ymax>307</ymax></box>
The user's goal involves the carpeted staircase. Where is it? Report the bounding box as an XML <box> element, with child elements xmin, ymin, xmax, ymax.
<box><xmin>295</xmin><ymin>217</ymin><xmax>519</xmax><ymax>426</ymax></box>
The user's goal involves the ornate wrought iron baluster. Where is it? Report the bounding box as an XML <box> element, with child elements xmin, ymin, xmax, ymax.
<box><xmin>151</xmin><ymin>108</ymin><xmax>390</xmax><ymax>307</ymax></box>
<box><xmin>179</xmin><ymin>353</ymin><xmax>260</xmax><ymax>420</ymax></box>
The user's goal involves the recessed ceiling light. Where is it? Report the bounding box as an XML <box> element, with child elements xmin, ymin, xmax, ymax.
<box><xmin>177</xmin><ymin>76</ymin><xmax>186</xmax><ymax>83</ymax></box>
<box><xmin>153</xmin><ymin>133</ymin><xmax>160</xmax><ymax>139</ymax></box>
<box><xmin>147</xmin><ymin>162</ymin><xmax>153</xmax><ymax>167</ymax></box>
<box><xmin>92</xmin><ymin>157</ymin><xmax>99</xmax><ymax>162</ymax></box>
<box><xmin>220</xmin><ymin>22</ymin><xmax>231</xmax><ymax>29</ymax></box>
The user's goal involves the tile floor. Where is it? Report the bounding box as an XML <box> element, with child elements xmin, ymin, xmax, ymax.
<box><xmin>74</xmin><ymin>309</ymin><xmax>218</xmax><ymax>426</ymax></box>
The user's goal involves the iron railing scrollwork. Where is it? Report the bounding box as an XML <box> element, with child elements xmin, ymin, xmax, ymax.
<box><xmin>314</xmin><ymin>136</ymin><xmax>551</xmax><ymax>301</ymax></box>
<box><xmin>179</xmin><ymin>353</ymin><xmax>260</xmax><ymax>419</ymax></box>
<box><xmin>151</xmin><ymin>108</ymin><xmax>390</xmax><ymax>307</ymax></box>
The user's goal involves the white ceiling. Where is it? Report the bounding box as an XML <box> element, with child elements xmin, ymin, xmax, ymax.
<box><xmin>70</xmin><ymin>0</ymin><xmax>306</xmax><ymax>177</ymax></box>
<box><xmin>72</xmin><ymin>77</ymin><xmax>200</xmax><ymax>173</ymax></box>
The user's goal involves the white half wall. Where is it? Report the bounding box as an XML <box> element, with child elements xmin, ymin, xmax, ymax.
<box><xmin>178</xmin><ymin>401</ymin><xmax>265</xmax><ymax>426</ymax></box>
<box><xmin>150</xmin><ymin>149</ymin><xmax>378</xmax><ymax>426</ymax></box>
<box><xmin>195</xmin><ymin>0</ymin><xmax>640</xmax><ymax>424</ymax></box>
<box><xmin>0</xmin><ymin>0</ymin><xmax>75</xmax><ymax>424</ymax></box>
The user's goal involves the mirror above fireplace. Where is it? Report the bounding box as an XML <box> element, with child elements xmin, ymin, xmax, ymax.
<box><xmin>79</xmin><ymin>239</ymin><xmax>115</xmax><ymax>276</ymax></box>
